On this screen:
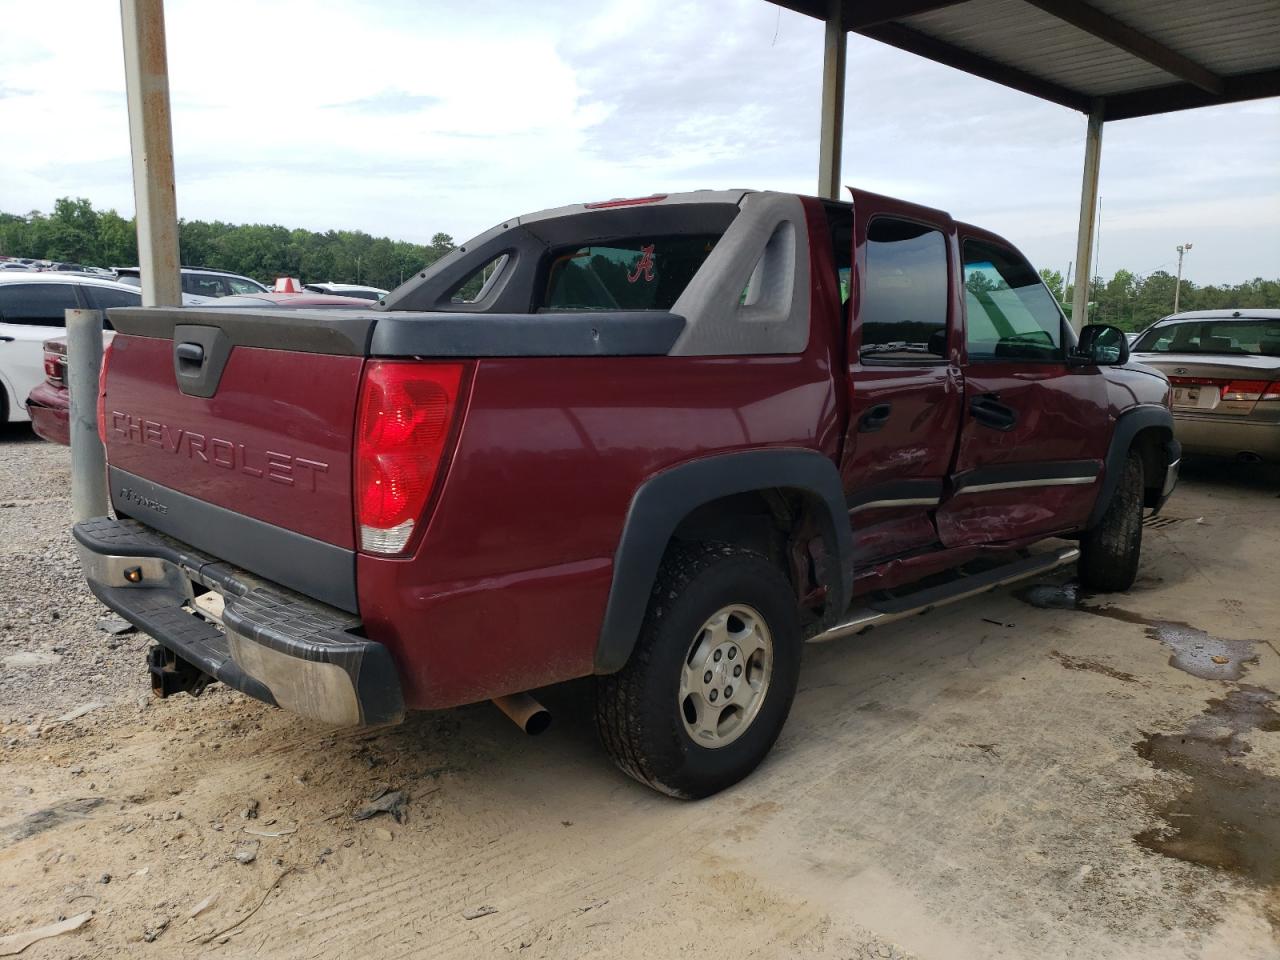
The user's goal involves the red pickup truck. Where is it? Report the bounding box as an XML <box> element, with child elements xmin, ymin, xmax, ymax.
<box><xmin>75</xmin><ymin>189</ymin><xmax>1179</xmax><ymax>798</ymax></box>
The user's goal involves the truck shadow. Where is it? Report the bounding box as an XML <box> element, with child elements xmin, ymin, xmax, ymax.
<box><xmin>1178</xmin><ymin>454</ymin><xmax>1280</xmax><ymax>493</ymax></box>
<box><xmin>0</xmin><ymin>423</ymin><xmax>40</xmax><ymax>444</ymax></box>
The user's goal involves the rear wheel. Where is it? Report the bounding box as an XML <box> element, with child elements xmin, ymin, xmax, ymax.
<box><xmin>1078</xmin><ymin>450</ymin><xmax>1144</xmax><ymax>592</ymax></box>
<box><xmin>594</xmin><ymin>542</ymin><xmax>802</xmax><ymax>799</ymax></box>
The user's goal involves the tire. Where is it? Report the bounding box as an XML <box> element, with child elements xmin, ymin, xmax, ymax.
<box><xmin>594</xmin><ymin>541</ymin><xmax>802</xmax><ymax>799</ymax></box>
<box><xmin>1078</xmin><ymin>450</ymin><xmax>1144</xmax><ymax>592</ymax></box>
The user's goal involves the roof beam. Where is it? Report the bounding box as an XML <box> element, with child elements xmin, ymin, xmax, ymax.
<box><xmin>1021</xmin><ymin>0</ymin><xmax>1224</xmax><ymax>95</ymax></box>
<box><xmin>843</xmin><ymin>1</ymin><xmax>971</xmax><ymax>30</ymax></box>
<box><xmin>857</xmin><ymin>21</ymin><xmax>1092</xmax><ymax>112</ymax></box>
<box><xmin>1104</xmin><ymin>67</ymin><xmax>1280</xmax><ymax>121</ymax></box>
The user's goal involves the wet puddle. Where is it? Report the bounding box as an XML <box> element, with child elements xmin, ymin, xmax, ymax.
<box><xmin>1021</xmin><ymin>581</ymin><xmax>1280</xmax><ymax>923</ymax></box>
<box><xmin>1018</xmin><ymin>582</ymin><xmax>1260</xmax><ymax>681</ymax></box>
<box><xmin>1133</xmin><ymin>686</ymin><xmax>1280</xmax><ymax>924</ymax></box>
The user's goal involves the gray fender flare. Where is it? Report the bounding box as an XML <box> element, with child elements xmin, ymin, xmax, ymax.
<box><xmin>594</xmin><ymin>448</ymin><xmax>853</xmax><ymax>673</ymax></box>
<box><xmin>1088</xmin><ymin>404</ymin><xmax>1174</xmax><ymax>528</ymax></box>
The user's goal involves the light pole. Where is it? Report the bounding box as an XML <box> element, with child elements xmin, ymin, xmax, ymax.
<box><xmin>1174</xmin><ymin>242</ymin><xmax>1193</xmax><ymax>313</ymax></box>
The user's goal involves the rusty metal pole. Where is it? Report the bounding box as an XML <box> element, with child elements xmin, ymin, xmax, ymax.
<box><xmin>66</xmin><ymin>310</ymin><xmax>108</xmax><ymax>521</ymax></box>
<box><xmin>120</xmin><ymin>0</ymin><xmax>181</xmax><ymax>307</ymax></box>
<box><xmin>1070</xmin><ymin>100</ymin><xmax>1105</xmax><ymax>331</ymax></box>
<box><xmin>817</xmin><ymin>0</ymin><xmax>846</xmax><ymax>200</ymax></box>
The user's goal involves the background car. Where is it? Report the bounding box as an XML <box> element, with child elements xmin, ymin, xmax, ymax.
<box><xmin>113</xmin><ymin>265</ymin><xmax>268</xmax><ymax>298</ymax></box>
<box><xmin>26</xmin><ymin>291</ymin><xmax>371</xmax><ymax>444</ymax></box>
<box><xmin>1130</xmin><ymin>308</ymin><xmax>1280</xmax><ymax>463</ymax></box>
<box><xmin>302</xmin><ymin>281</ymin><xmax>388</xmax><ymax>301</ymax></box>
<box><xmin>0</xmin><ymin>273</ymin><xmax>210</xmax><ymax>427</ymax></box>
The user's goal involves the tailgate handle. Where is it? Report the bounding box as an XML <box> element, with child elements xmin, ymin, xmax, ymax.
<box><xmin>175</xmin><ymin>341</ymin><xmax>205</xmax><ymax>372</ymax></box>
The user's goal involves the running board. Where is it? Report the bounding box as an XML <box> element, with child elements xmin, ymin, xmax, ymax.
<box><xmin>809</xmin><ymin>545</ymin><xmax>1080</xmax><ymax>644</ymax></box>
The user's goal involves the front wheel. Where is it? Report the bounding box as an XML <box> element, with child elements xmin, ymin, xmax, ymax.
<box><xmin>594</xmin><ymin>542</ymin><xmax>802</xmax><ymax>799</ymax></box>
<box><xmin>1078</xmin><ymin>450</ymin><xmax>1144</xmax><ymax>592</ymax></box>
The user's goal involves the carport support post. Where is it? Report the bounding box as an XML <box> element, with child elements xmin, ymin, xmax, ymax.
<box><xmin>66</xmin><ymin>310</ymin><xmax>108</xmax><ymax>522</ymax></box>
<box><xmin>1070</xmin><ymin>100</ymin><xmax>1105</xmax><ymax>331</ymax></box>
<box><xmin>120</xmin><ymin>0</ymin><xmax>182</xmax><ymax>307</ymax></box>
<box><xmin>817</xmin><ymin>0</ymin><xmax>846</xmax><ymax>200</ymax></box>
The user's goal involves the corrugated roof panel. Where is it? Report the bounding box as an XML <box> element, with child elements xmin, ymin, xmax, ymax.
<box><xmin>901</xmin><ymin>0</ymin><xmax>1177</xmax><ymax>96</ymax></box>
<box><xmin>1093</xmin><ymin>0</ymin><xmax>1280</xmax><ymax>76</ymax></box>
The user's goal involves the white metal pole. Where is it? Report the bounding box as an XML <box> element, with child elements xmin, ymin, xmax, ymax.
<box><xmin>1070</xmin><ymin>101</ymin><xmax>1105</xmax><ymax>331</ymax></box>
<box><xmin>66</xmin><ymin>310</ymin><xmax>108</xmax><ymax>521</ymax></box>
<box><xmin>120</xmin><ymin>0</ymin><xmax>181</xmax><ymax>307</ymax></box>
<box><xmin>1173</xmin><ymin>243</ymin><xmax>1191</xmax><ymax>313</ymax></box>
<box><xmin>817</xmin><ymin>0</ymin><xmax>846</xmax><ymax>200</ymax></box>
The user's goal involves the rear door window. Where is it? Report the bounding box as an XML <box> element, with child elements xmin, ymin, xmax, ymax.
<box><xmin>963</xmin><ymin>240</ymin><xmax>1064</xmax><ymax>362</ymax></box>
<box><xmin>859</xmin><ymin>217</ymin><xmax>949</xmax><ymax>361</ymax></box>
<box><xmin>539</xmin><ymin>235</ymin><xmax>720</xmax><ymax>311</ymax></box>
<box><xmin>0</xmin><ymin>283</ymin><xmax>81</xmax><ymax>326</ymax></box>
<box><xmin>82</xmin><ymin>285</ymin><xmax>141</xmax><ymax>310</ymax></box>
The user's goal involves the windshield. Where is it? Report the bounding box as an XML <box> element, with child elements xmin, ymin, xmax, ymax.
<box><xmin>1133</xmin><ymin>318</ymin><xmax>1280</xmax><ymax>357</ymax></box>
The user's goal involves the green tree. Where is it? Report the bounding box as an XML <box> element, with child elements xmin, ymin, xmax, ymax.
<box><xmin>1039</xmin><ymin>268</ymin><xmax>1065</xmax><ymax>302</ymax></box>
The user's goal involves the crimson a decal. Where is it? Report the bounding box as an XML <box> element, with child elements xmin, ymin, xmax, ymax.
<box><xmin>110</xmin><ymin>411</ymin><xmax>330</xmax><ymax>491</ymax></box>
<box><xmin>627</xmin><ymin>243</ymin><xmax>656</xmax><ymax>284</ymax></box>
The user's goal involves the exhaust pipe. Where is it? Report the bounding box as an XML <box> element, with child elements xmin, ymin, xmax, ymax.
<box><xmin>492</xmin><ymin>693</ymin><xmax>552</xmax><ymax>735</ymax></box>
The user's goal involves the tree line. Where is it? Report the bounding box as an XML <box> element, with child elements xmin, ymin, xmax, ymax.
<box><xmin>2</xmin><ymin>198</ymin><xmax>1275</xmax><ymax>323</ymax></box>
<box><xmin>1039</xmin><ymin>267</ymin><xmax>1279</xmax><ymax>332</ymax></box>
<box><xmin>0</xmin><ymin>197</ymin><xmax>458</xmax><ymax>291</ymax></box>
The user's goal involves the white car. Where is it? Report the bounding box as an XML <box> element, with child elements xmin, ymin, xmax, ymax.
<box><xmin>0</xmin><ymin>273</ymin><xmax>210</xmax><ymax>425</ymax></box>
<box><xmin>301</xmin><ymin>282</ymin><xmax>388</xmax><ymax>301</ymax></box>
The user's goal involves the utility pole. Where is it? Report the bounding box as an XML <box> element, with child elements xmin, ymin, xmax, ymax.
<box><xmin>1174</xmin><ymin>243</ymin><xmax>1193</xmax><ymax>313</ymax></box>
<box><xmin>120</xmin><ymin>0</ymin><xmax>181</xmax><ymax>307</ymax></box>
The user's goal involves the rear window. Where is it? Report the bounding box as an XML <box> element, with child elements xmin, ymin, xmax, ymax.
<box><xmin>1133</xmin><ymin>319</ymin><xmax>1280</xmax><ymax>356</ymax></box>
<box><xmin>539</xmin><ymin>235</ymin><xmax>721</xmax><ymax>312</ymax></box>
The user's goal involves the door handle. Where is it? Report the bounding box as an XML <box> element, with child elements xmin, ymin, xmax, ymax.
<box><xmin>175</xmin><ymin>341</ymin><xmax>204</xmax><ymax>374</ymax></box>
<box><xmin>858</xmin><ymin>402</ymin><xmax>893</xmax><ymax>433</ymax></box>
<box><xmin>0</xmin><ymin>335</ymin><xmax>14</xmax><ymax>342</ymax></box>
<box><xmin>969</xmin><ymin>394</ymin><xmax>1018</xmax><ymax>432</ymax></box>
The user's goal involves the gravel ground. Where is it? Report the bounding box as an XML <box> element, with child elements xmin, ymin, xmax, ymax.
<box><xmin>0</xmin><ymin>424</ymin><xmax>1277</xmax><ymax>958</ymax></box>
<box><xmin>0</xmin><ymin>424</ymin><xmax>152</xmax><ymax>725</ymax></box>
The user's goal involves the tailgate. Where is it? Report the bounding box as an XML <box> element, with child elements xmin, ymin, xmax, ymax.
<box><xmin>101</xmin><ymin>307</ymin><xmax>379</xmax><ymax>610</ymax></box>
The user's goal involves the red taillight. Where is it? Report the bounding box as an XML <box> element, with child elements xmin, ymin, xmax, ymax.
<box><xmin>97</xmin><ymin>340</ymin><xmax>115</xmax><ymax>445</ymax></box>
<box><xmin>354</xmin><ymin>361</ymin><xmax>465</xmax><ymax>555</ymax></box>
<box><xmin>43</xmin><ymin>354</ymin><xmax>63</xmax><ymax>383</ymax></box>
<box><xmin>1221</xmin><ymin>379</ymin><xmax>1274</xmax><ymax>401</ymax></box>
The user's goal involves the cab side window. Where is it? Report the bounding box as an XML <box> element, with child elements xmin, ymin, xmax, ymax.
<box><xmin>860</xmin><ymin>218</ymin><xmax>948</xmax><ymax>361</ymax></box>
<box><xmin>962</xmin><ymin>240</ymin><xmax>1064</xmax><ymax>362</ymax></box>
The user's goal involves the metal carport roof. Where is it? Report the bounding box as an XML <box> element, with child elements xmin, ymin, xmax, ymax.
<box><xmin>775</xmin><ymin>0</ymin><xmax>1280</xmax><ymax>120</ymax></box>
<box><xmin>773</xmin><ymin>0</ymin><xmax>1280</xmax><ymax>327</ymax></box>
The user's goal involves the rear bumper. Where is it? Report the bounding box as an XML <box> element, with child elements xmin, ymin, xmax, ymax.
<box><xmin>73</xmin><ymin>516</ymin><xmax>404</xmax><ymax>726</ymax></box>
<box><xmin>1173</xmin><ymin>413</ymin><xmax>1280</xmax><ymax>462</ymax></box>
<box><xmin>27</xmin><ymin>381</ymin><xmax>69</xmax><ymax>446</ymax></box>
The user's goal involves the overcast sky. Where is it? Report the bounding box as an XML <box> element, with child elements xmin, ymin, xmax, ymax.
<box><xmin>1</xmin><ymin>0</ymin><xmax>1276</xmax><ymax>285</ymax></box>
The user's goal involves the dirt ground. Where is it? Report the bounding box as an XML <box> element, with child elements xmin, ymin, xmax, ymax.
<box><xmin>1</xmin><ymin>424</ymin><xmax>1278</xmax><ymax>959</ymax></box>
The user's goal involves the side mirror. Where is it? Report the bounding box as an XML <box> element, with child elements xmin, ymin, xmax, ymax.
<box><xmin>1071</xmin><ymin>324</ymin><xmax>1129</xmax><ymax>366</ymax></box>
